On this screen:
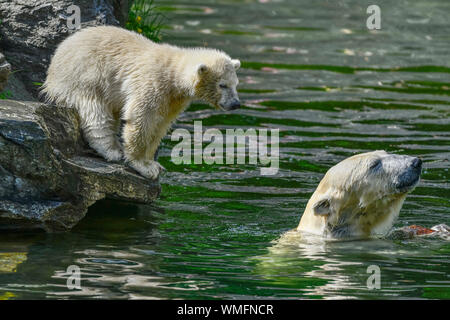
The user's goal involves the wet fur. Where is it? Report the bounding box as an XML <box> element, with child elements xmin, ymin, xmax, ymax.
<box><xmin>297</xmin><ymin>151</ymin><xmax>420</xmax><ymax>239</ymax></box>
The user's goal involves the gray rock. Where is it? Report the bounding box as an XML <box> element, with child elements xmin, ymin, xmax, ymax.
<box><xmin>0</xmin><ymin>53</ymin><xmax>11</xmax><ymax>92</ymax></box>
<box><xmin>112</xmin><ymin>0</ymin><xmax>132</xmax><ymax>26</ymax></box>
<box><xmin>0</xmin><ymin>0</ymin><xmax>121</xmax><ymax>98</ymax></box>
<box><xmin>0</xmin><ymin>99</ymin><xmax>161</xmax><ymax>231</ymax></box>
<box><xmin>1</xmin><ymin>73</ymin><xmax>36</xmax><ymax>102</ymax></box>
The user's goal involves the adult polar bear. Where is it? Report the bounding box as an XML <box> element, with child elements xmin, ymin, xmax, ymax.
<box><xmin>297</xmin><ymin>151</ymin><xmax>422</xmax><ymax>239</ymax></box>
<box><xmin>42</xmin><ymin>26</ymin><xmax>241</xmax><ymax>179</ymax></box>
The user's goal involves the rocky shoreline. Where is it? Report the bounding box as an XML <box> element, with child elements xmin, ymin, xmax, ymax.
<box><xmin>0</xmin><ymin>100</ymin><xmax>161</xmax><ymax>231</ymax></box>
<box><xmin>0</xmin><ymin>1</ymin><xmax>161</xmax><ymax>231</ymax></box>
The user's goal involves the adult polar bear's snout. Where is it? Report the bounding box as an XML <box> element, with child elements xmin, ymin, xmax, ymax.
<box><xmin>386</xmin><ymin>155</ymin><xmax>422</xmax><ymax>192</ymax></box>
<box><xmin>297</xmin><ymin>150</ymin><xmax>422</xmax><ymax>239</ymax></box>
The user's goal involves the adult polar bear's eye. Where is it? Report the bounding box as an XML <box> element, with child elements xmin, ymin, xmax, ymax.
<box><xmin>219</xmin><ymin>84</ymin><xmax>228</xmax><ymax>89</ymax></box>
<box><xmin>369</xmin><ymin>159</ymin><xmax>382</xmax><ymax>171</ymax></box>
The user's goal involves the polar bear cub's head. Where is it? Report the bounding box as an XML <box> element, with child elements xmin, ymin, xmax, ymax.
<box><xmin>192</xmin><ymin>50</ymin><xmax>241</xmax><ymax>111</ymax></box>
<box><xmin>297</xmin><ymin>150</ymin><xmax>422</xmax><ymax>239</ymax></box>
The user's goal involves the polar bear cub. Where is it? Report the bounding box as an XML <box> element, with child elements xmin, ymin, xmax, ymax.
<box><xmin>297</xmin><ymin>151</ymin><xmax>422</xmax><ymax>239</ymax></box>
<box><xmin>42</xmin><ymin>26</ymin><xmax>241</xmax><ymax>179</ymax></box>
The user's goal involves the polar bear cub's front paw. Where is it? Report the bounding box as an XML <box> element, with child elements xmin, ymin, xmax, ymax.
<box><xmin>105</xmin><ymin>148</ymin><xmax>123</xmax><ymax>162</ymax></box>
<box><xmin>129</xmin><ymin>159</ymin><xmax>165</xmax><ymax>179</ymax></box>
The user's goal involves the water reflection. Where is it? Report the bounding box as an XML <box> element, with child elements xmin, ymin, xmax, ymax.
<box><xmin>0</xmin><ymin>0</ymin><xmax>449</xmax><ymax>299</ymax></box>
<box><xmin>255</xmin><ymin>229</ymin><xmax>450</xmax><ymax>299</ymax></box>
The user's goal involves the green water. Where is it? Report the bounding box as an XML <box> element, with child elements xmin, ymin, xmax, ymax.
<box><xmin>0</xmin><ymin>0</ymin><xmax>449</xmax><ymax>299</ymax></box>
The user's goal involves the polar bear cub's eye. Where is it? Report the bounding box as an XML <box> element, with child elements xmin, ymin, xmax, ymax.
<box><xmin>219</xmin><ymin>83</ymin><xmax>228</xmax><ymax>89</ymax></box>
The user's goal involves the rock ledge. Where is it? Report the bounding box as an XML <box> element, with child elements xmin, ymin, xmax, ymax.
<box><xmin>0</xmin><ymin>99</ymin><xmax>161</xmax><ymax>231</ymax></box>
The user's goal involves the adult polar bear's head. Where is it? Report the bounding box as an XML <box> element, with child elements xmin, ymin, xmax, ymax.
<box><xmin>297</xmin><ymin>151</ymin><xmax>422</xmax><ymax>239</ymax></box>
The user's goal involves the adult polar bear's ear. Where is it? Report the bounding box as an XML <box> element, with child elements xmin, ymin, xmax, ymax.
<box><xmin>231</xmin><ymin>59</ymin><xmax>241</xmax><ymax>70</ymax></box>
<box><xmin>197</xmin><ymin>64</ymin><xmax>208</xmax><ymax>75</ymax></box>
<box><xmin>312</xmin><ymin>197</ymin><xmax>332</xmax><ymax>216</ymax></box>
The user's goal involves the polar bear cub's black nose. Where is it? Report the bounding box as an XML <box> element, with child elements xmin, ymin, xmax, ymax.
<box><xmin>229</xmin><ymin>99</ymin><xmax>241</xmax><ymax>110</ymax></box>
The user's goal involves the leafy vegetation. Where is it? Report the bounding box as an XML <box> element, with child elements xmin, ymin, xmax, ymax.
<box><xmin>0</xmin><ymin>90</ymin><xmax>12</xmax><ymax>100</ymax></box>
<box><xmin>126</xmin><ymin>0</ymin><xmax>165</xmax><ymax>42</ymax></box>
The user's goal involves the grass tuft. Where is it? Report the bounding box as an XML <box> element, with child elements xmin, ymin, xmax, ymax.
<box><xmin>0</xmin><ymin>90</ymin><xmax>12</xmax><ymax>100</ymax></box>
<box><xmin>126</xmin><ymin>0</ymin><xmax>165</xmax><ymax>42</ymax></box>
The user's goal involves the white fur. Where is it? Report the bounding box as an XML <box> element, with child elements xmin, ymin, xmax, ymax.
<box><xmin>42</xmin><ymin>26</ymin><xmax>240</xmax><ymax>179</ymax></box>
<box><xmin>297</xmin><ymin>151</ymin><xmax>420</xmax><ymax>239</ymax></box>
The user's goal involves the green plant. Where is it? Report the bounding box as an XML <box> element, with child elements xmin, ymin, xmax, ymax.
<box><xmin>126</xmin><ymin>0</ymin><xmax>165</xmax><ymax>42</ymax></box>
<box><xmin>0</xmin><ymin>90</ymin><xmax>13</xmax><ymax>100</ymax></box>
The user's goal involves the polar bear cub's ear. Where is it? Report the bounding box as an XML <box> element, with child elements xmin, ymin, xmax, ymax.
<box><xmin>312</xmin><ymin>197</ymin><xmax>331</xmax><ymax>216</ymax></box>
<box><xmin>197</xmin><ymin>64</ymin><xmax>208</xmax><ymax>75</ymax></box>
<box><xmin>231</xmin><ymin>59</ymin><xmax>241</xmax><ymax>70</ymax></box>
